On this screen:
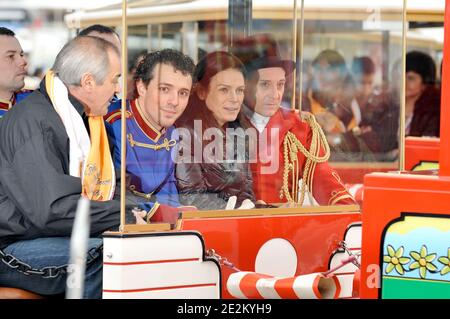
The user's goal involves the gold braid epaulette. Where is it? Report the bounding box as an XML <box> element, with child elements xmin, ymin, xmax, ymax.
<box><xmin>127</xmin><ymin>133</ymin><xmax>177</xmax><ymax>151</ymax></box>
<box><xmin>280</xmin><ymin>112</ymin><xmax>331</xmax><ymax>205</ymax></box>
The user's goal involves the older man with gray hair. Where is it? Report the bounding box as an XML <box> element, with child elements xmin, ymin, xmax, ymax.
<box><xmin>0</xmin><ymin>36</ymin><xmax>122</xmax><ymax>298</ymax></box>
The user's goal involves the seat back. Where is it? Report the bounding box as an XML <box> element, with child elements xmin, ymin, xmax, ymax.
<box><xmin>0</xmin><ymin>287</ymin><xmax>43</xmax><ymax>299</ymax></box>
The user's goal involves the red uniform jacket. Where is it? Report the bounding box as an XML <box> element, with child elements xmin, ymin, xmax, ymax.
<box><xmin>246</xmin><ymin>108</ymin><xmax>356</xmax><ymax>206</ymax></box>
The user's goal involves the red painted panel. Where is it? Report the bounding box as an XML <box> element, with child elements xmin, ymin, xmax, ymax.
<box><xmin>360</xmin><ymin>172</ymin><xmax>450</xmax><ymax>298</ymax></box>
<box><xmin>181</xmin><ymin>212</ymin><xmax>360</xmax><ymax>298</ymax></box>
<box><xmin>405</xmin><ymin>137</ymin><xmax>440</xmax><ymax>171</ymax></box>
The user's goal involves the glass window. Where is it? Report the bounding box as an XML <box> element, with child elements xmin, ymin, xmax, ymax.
<box><xmin>300</xmin><ymin>1</ymin><xmax>405</xmax><ymax>185</ymax></box>
<box><xmin>404</xmin><ymin>0</ymin><xmax>443</xmax><ymax>139</ymax></box>
<box><xmin>66</xmin><ymin>1</ymin><xmax>416</xmax><ymax>226</ymax></box>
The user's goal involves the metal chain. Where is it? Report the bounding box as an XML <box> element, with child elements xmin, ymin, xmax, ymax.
<box><xmin>206</xmin><ymin>249</ymin><xmax>241</xmax><ymax>272</ymax></box>
<box><xmin>339</xmin><ymin>240</ymin><xmax>361</xmax><ymax>268</ymax></box>
<box><xmin>322</xmin><ymin>241</ymin><xmax>361</xmax><ymax>277</ymax></box>
<box><xmin>207</xmin><ymin>241</ymin><xmax>360</xmax><ymax>275</ymax></box>
<box><xmin>0</xmin><ymin>245</ymin><xmax>102</xmax><ymax>279</ymax></box>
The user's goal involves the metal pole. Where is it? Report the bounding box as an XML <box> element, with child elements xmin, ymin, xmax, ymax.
<box><xmin>399</xmin><ymin>0</ymin><xmax>407</xmax><ymax>172</ymax></box>
<box><xmin>158</xmin><ymin>25</ymin><xmax>162</xmax><ymax>49</ymax></box>
<box><xmin>381</xmin><ymin>31</ymin><xmax>390</xmax><ymax>91</ymax></box>
<box><xmin>297</xmin><ymin>0</ymin><xmax>305</xmax><ymax>112</ymax></box>
<box><xmin>120</xmin><ymin>0</ymin><xmax>128</xmax><ymax>231</ymax></box>
<box><xmin>147</xmin><ymin>24</ymin><xmax>152</xmax><ymax>52</ymax></box>
<box><xmin>439</xmin><ymin>0</ymin><xmax>450</xmax><ymax>176</ymax></box>
<box><xmin>291</xmin><ymin>0</ymin><xmax>298</xmax><ymax>111</ymax></box>
<box><xmin>66</xmin><ymin>197</ymin><xmax>90</xmax><ymax>299</ymax></box>
<box><xmin>228</xmin><ymin>0</ymin><xmax>252</xmax><ymax>48</ymax></box>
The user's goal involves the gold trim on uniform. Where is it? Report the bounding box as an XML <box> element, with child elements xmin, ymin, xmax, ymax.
<box><xmin>129</xmin><ymin>184</ymin><xmax>155</xmax><ymax>200</ymax></box>
<box><xmin>127</xmin><ymin>133</ymin><xmax>177</xmax><ymax>151</ymax></box>
<box><xmin>280</xmin><ymin>112</ymin><xmax>330</xmax><ymax>205</ymax></box>
<box><xmin>105</xmin><ymin>110</ymin><xmax>130</xmax><ymax>123</ymax></box>
<box><xmin>328</xmin><ymin>189</ymin><xmax>351</xmax><ymax>205</ymax></box>
<box><xmin>329</xmin><ymin>194</ymin><xmax>354</xmax><ymax>206</ymax></box>
<box><xmin>331</xmin><ymin>171</ymin><xmax>345</xmax><ymax>186</ymax></box>
<box><xmin>145</xmin><ymin>201</ymin><xmax>161</xmax><ymax>223</ymax></box>
<box><xmin>134</xmin><ymin>99</ymin><xmax>163</xmax><ymax>142</ymax></box>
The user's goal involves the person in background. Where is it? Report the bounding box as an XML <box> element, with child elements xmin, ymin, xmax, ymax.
<box><xmin>0</xmin><ymin>27</ymin><xmax>30</xmax><ymax>118</ymax></box>
<box><xmin>351</xmin><ymin>56</ymin><xmax>377</xmax><ymax>124</ymax></box>
<box><xmin>309</xmin><ymin>49</ymin><xmax>356</xmax><ymax>136</ymax></box>
<box><xmin>307</xmin><ymin>49</ymin><xmax>371</xmax><ymax>161</ymax></box>
<box><xmin>405</xmin><ymin>51</ymin><xmax>440</xmax><ymax>137</ymax></box>
<box><xmin>127</xmin><ymin>50</ymin><xmax>147</xmax><ymax>100</ymax></box>
<box><xmin>349</xmin><ymin>56</ymin><xmax>399</xmax><ymax>160</ymax></box>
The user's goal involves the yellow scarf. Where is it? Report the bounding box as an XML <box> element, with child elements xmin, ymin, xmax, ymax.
<box><xmin>45</xmin><ymin>70</ymin><xmax>115</xmax><ymax>201</ymax></box>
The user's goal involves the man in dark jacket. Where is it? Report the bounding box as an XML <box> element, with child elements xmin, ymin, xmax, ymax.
<box><xmin>0</xmin><ymin>36</ymin><xmax>123</xmax><ymax>298</ymax></box>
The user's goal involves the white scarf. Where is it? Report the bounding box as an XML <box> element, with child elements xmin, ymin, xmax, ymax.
<box><xmin>49</xmin><ymin>75</ymin><xmax>91</xmax><ymax>178</ymax></box>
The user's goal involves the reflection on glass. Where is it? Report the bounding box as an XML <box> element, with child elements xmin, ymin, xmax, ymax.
<box><xmin>301</xmin><ymin>1</ymin><xmax>404</xmax><ymax>185</ymax></box>
<box><xmin>406</xmin><ymin>0</ymin><xmax>444</xmax><ymax>140</ymax></box>
<box><xmin>405</xmin><ymin>51</ymin><xmax>440</xmax><ymax>137</ymax></box>
<box><xmin>66</xmin><ymin>0</ymin><xmax>426</xmax><ymax>218</ymax></box>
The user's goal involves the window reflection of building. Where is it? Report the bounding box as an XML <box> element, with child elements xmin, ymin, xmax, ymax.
<box><xmin>306</xmin><ymin>49</ymin><xmax>401</xmax><ymax>162</ymax></box>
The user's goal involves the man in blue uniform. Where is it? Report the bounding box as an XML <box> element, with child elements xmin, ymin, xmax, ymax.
<box><xmin>106</xmin><ymin>49</ymin><xmax>195</xmax><ymax>217</ymax></box>
<box><xmin>0</xmin><ymin>27</ymin><xmax>30</xmax><ymax>118</ymax></box>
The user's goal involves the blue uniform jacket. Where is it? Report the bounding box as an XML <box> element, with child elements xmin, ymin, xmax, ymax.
<box><xmin>106</xmin><ymin>99</ymin><xmax>181</xmax><ymax>209</ymax></box>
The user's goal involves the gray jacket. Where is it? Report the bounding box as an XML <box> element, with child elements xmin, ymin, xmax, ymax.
<box><xmin>0</xmin><ymin>80</ymin><xmax>123</xmax><ymax>249</ymax></box>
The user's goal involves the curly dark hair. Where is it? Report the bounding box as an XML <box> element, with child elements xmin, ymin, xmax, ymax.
<box><xmin>406</xmin><ymin>51</ymin><xmax>437</xmax><ymax>85</ymax></box>
<box><xmin>0</xmin><ymin>27</ymin><xmax>15</xmax><ymax>37</ymax></box>
<box><xmin>135</xmin><ymin>49</ymin><xmax>195</xmax><ymax>86</ymax></box>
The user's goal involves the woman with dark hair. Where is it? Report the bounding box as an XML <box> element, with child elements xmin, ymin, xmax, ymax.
<box><xmin>405</xmin><ymin>51</ymin><xmax>440</xmax><ymax>137</ymax></box>
<box><xmin>175</xmin><ymin>51</ymin><xmax>256</xmax><ymax>210</ymax></box>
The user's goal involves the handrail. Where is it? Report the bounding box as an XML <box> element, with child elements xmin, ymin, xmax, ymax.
<box><xmin>439</xmin><ymin>0</ymin><xmax>450</xmax><ymax>176</ymax></box>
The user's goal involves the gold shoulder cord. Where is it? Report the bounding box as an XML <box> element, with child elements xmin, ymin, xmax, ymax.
<box><xmin>280</xmin><ymin>112</ymin><xmax>330</xmax><ymax>205</ymax></box>
<box><xmin>127</xmin><ymin>133</ymin><xmax>177</xmax><ymax>151</ymax></box>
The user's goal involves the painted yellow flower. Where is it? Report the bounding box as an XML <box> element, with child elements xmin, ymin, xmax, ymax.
<box><xmin>409</xmin><ymin>245</ymin><xmax>438</xmax><ymax>279</ymax></box>
<box><xmin>383</xmin><ymin>245</ymin><xmax>410</xmax><ymax>275</ymax></box>
<box><xmin>438</xmin><ymin>248</ymin><xmax>450</xmax><ymax>276</ymax></box>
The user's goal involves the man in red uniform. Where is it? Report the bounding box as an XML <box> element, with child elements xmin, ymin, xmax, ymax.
<box><xmin>0</xmin><ymin>27</ymin><xmax>30</xmax><ymax>118</ymax></box>
<box><xmin>233</xmin><ymin>34</ymin><xmax>356</xmax><ymax>206</ymax></box>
